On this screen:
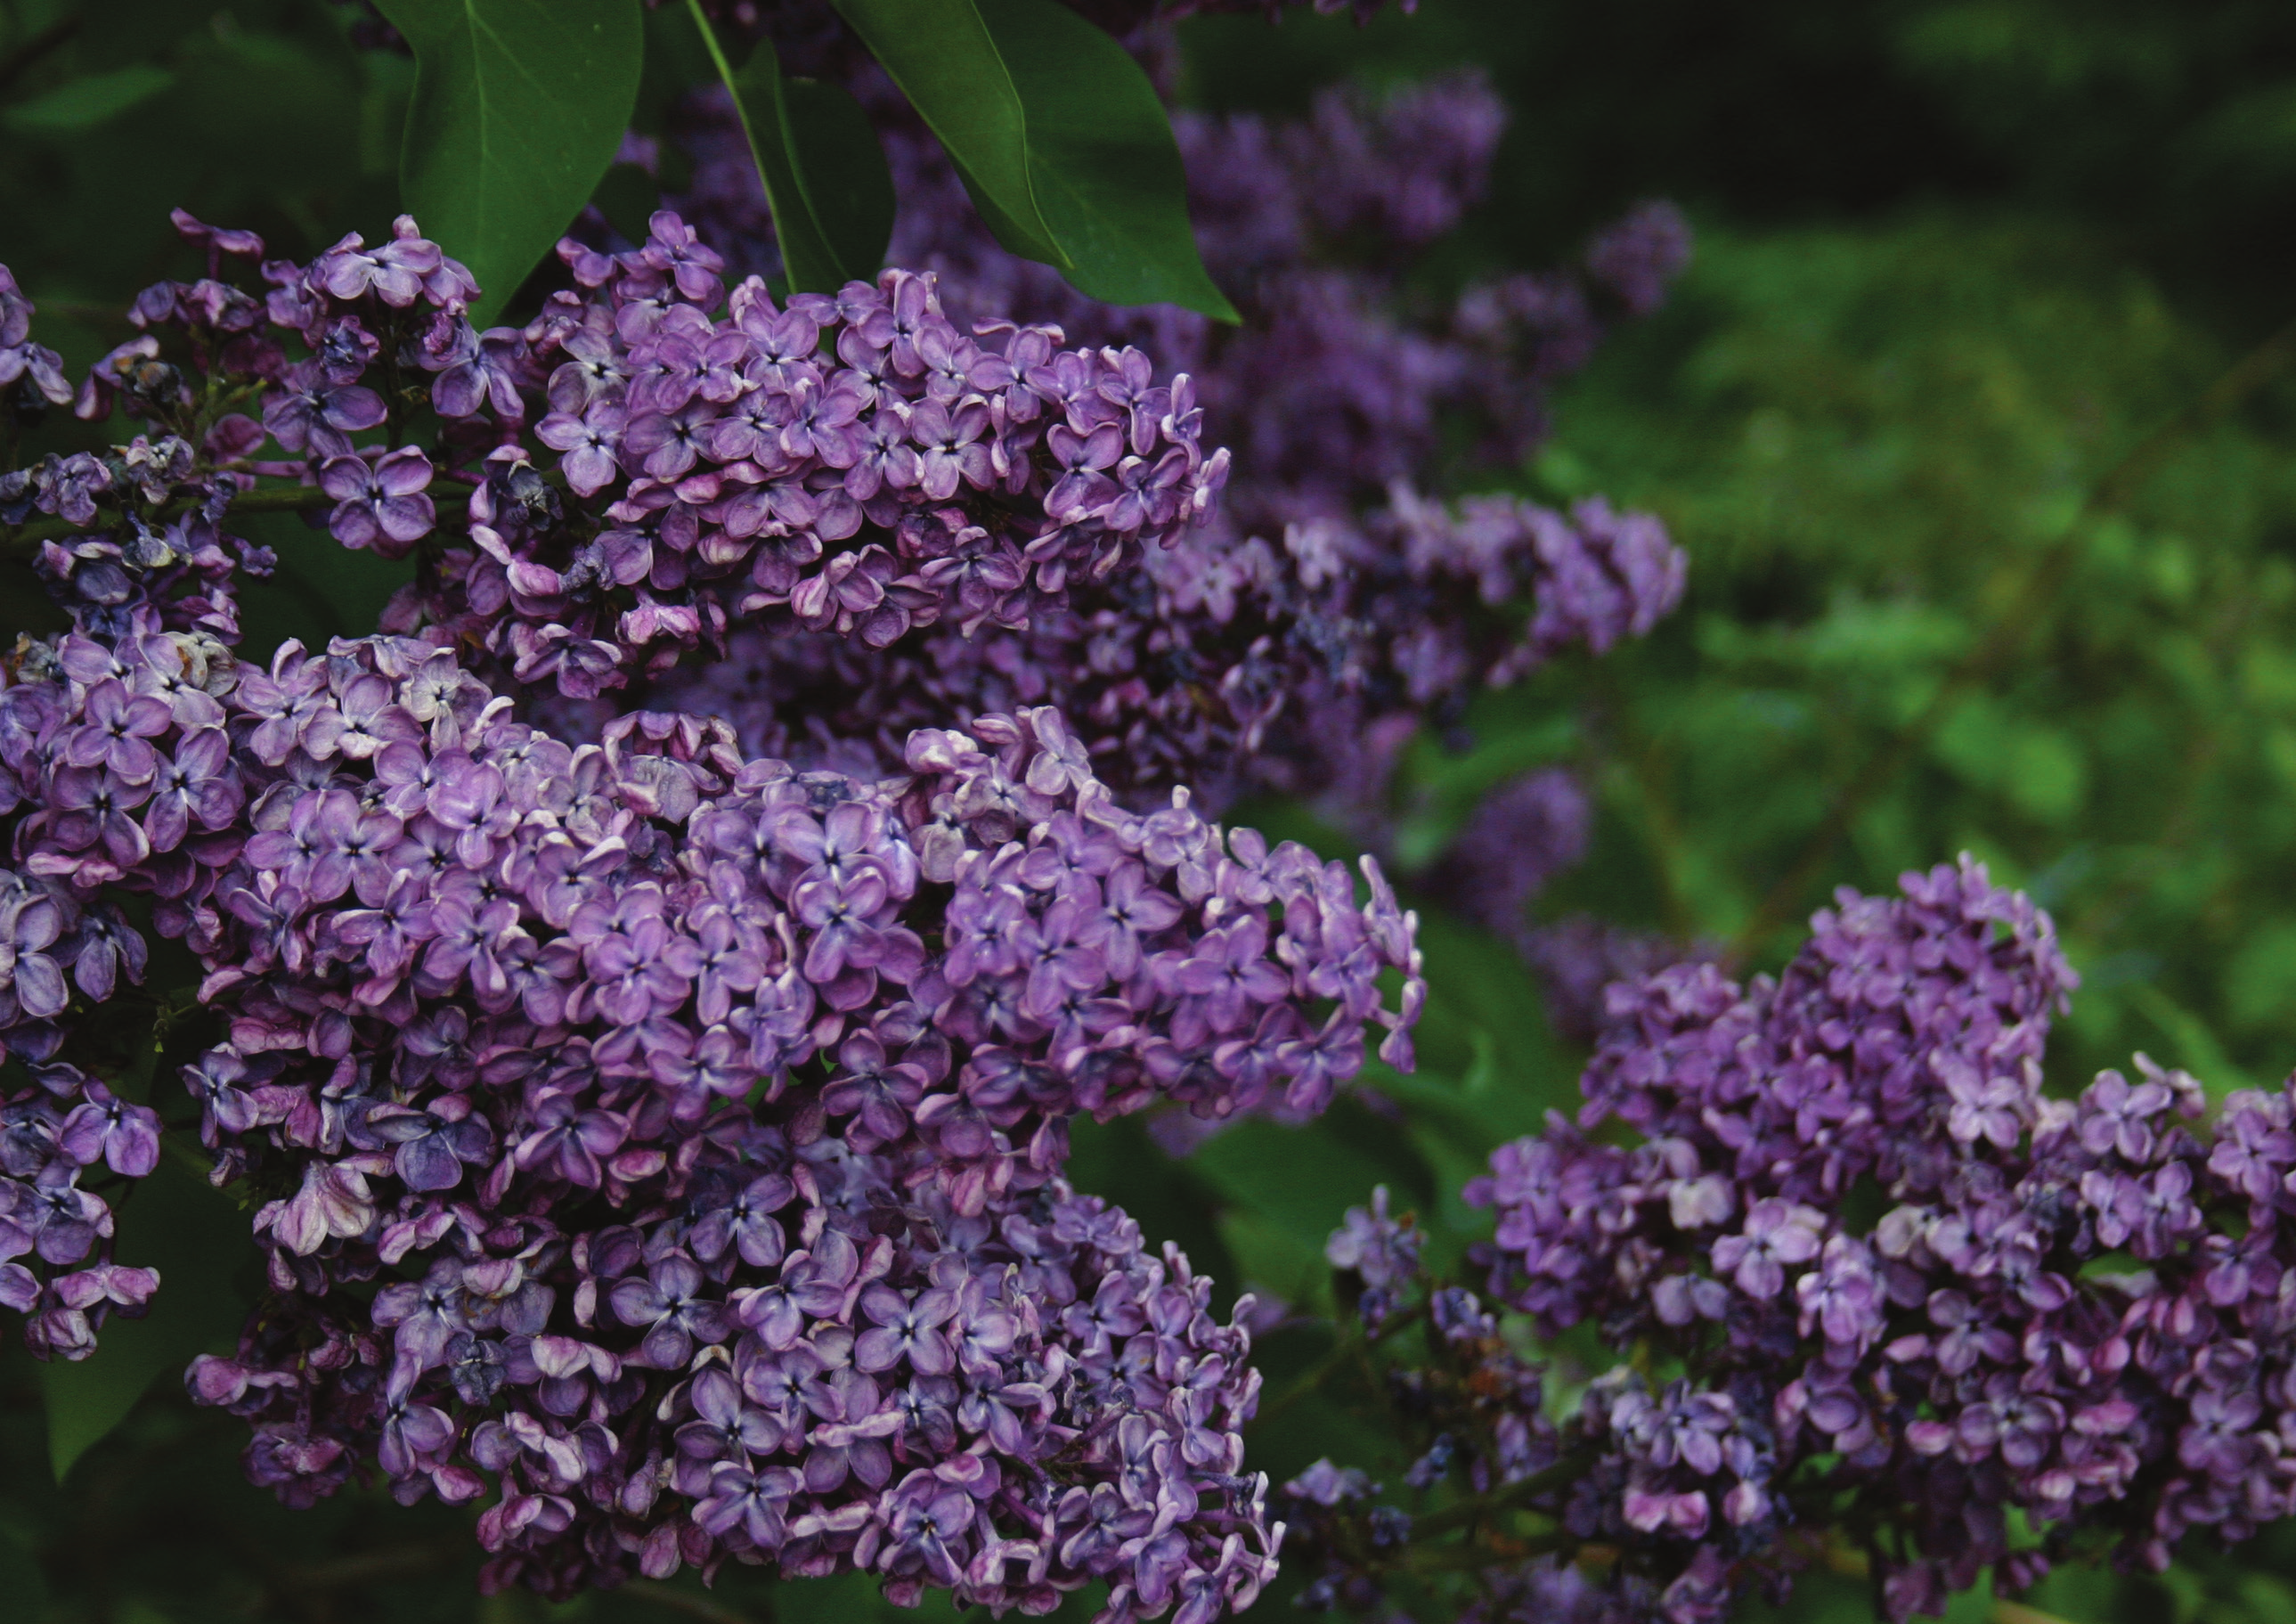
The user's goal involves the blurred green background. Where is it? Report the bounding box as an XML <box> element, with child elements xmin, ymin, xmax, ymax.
<box><xmin>11</xmin><ymin>1</ymin><xmax>2296</xmax><ymax>1620</ymax></box>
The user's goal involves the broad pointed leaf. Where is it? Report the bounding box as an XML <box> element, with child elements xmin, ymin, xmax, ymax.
<box><xmin>974</xmin><ymin>0</ymin><xmax>1238</xmax><ymax>319</ymax></box>
<box><xmin>836</xmin><ymin>0</ymin><xmax>1233</xmax><ymax>318</ymax></box>
<box><xmin>684</xmin><ymin>2</ymin><xmax>892</xmax><ymax>292</ymax></box>
<box><xmin>3</xmin><ymin>65</ymin><xmax>175</xmax><ymax>135</ymax></box>
<box><xmin>831</xmin><ymin>0</ymin><xmax>1067</xmax><ymax>268</ymax></box>
<box><xmin>372</xmin><ymin>0</ymin><xmax>645</xmax><ymax>329</ymax></box>
<box><xmin>778</xmin><ymin>77</ymin><xmax>897</xmax><ymax>284</ymax></box>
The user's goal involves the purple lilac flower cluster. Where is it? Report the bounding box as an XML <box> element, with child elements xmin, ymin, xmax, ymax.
<box><xmin>197</xmin><ymin>1155</ymin><xmax>1281</xmax><ymax>1615</ymax></box>
<box><xmin>0</xmin><ymin>574</ymin><xmax>1420</xmax><ymax>1608</ymax></box>
<box><xmin>87</xmin><ymin>207</ymin><xmax>1230</xmax><ymax>708</ymax></box>
<box><xmin>2</xmin><ymin>247</ymin><xmax>266</xmax><ymax>648</ymax></box>
<box><xmin>1266</xmin><ymin>861</ymin><xmax>2296</xmax><ymax>1620</ymax></box>
<box><xmin>655</xmin><ymin>69</ymin><xmax>1690</xmax><ymax>808</ymax></box>
<box><xmin>0</xmin><ymin>616</ymin><xmax>239</xmax><ymax>1359</ymax></box>
<box><xmin>1416</xmin><ymin>857</ymin><xmax>2296</xmax><ymax>1619</ymax></box>
<box><xmin>0</xmin><ymin>610</ymin><xmax>1420</xmax><ymax>1236</ymax></box>
<box><xmin>0</xmin><ymin>869</ymin><xmax>163</xmax><ymax>1360</ymax></box>
<box><xmin>647</xmin><ymin>484</ymin><xmax>1683</xmax><ymax>812</ymax></box>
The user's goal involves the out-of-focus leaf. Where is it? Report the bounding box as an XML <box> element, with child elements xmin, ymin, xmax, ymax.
<box><xmin>229</xmin><ymin>508</ymin><xmax>412</xmax><ymax>665</ymax></box>
<box><xmin>1217</xmin><ymin>1208</ymin><xmax>1334</xmax><ymax>1312</ymax></box>
<box><xmin>1190</xmin><ymin>1119</ymin><xmax>1392</xmax><ymax>1251</ymax></box>
<box><xmin>4</xmin><ymin>66</ymin><xmax>173</xmax><ymax>135</ymax></box>
<box><xmin>685</xmin><ymin>4</ymin><xmax>892</xmax><ymax>292</ymax></box>
<box><xmin>1404</xmin><ymin>908</ymin><xmax>1572</xmax><ymax>1102</ymax></box>
<box><xmin>834</xmin><ymin>0</ymin><xmax>1235</xmax><ymax>317</ymax></box>
<box><xmin>2126</xmin><ymin>982</ymin><xmax>2258</xmax><ymax>1096</ymax></box>
<box><xmin>591</xmin><ymin>159</ymin><xmax>663</xmax><ymax>246</ymax></box>
<box><xmin>41</xmin><ymin>1156</ymin><xmax>250</xmax><ymax>1481</ymax></box>
<box><xmin>373</xmin><ymin>0</ymin><xmax>645</xmax><ymax>329</ymax></box>
<box><xmin>71</xmin><ymin>0</ymin><xmax>208</xmax><ymax>70</ymax></box>
<box><xmin>0</xmin><ymin>1522</ymin><xmax>45</xmax><ymax>1618</ymax></box>
<box><xmin>2237</xmin><ymin>1573</ymin><xmax>2296</xmax><ymax>1624</ymax></box>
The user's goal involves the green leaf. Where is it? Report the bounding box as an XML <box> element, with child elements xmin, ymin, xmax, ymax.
<box><xmin>372</xmin><ymin>0</ymin><xmax>646</xmax><ymax>330</ymax></box>
<box><xmin>973</xmin><ymin>0</ymin><xmax>1237</xmax><ymax>318</ymax></box>
<box><xmin>778</xmin><ymin>78</ymin><xmax>897</xmax><ymax>282</ymax></box>
<box><xmin>1216</xmin><ymin>1207</ymin><xmax>1334</xmax><ymax>1312</ymax></box>
<box><xmin>1189</xmin><ymin>1119</ymin><xmax>1391</xmax><ymax>1250</ymax></box>
<box><xmin>682</xmin><ymin>3</ymin><xmax>893</xmax><ymax>292</ymax></box>
<box><xmin>0</xmin><ymin>1523</ymin><xmax>46</xmax><ymax>1620</ymax></box>
<box><xmin>831</xmin><ymin>0</ymin><xmax>1065</xmax><ymax>266</ymax></box>
<box><xmin>4</xmin><ymin>65</ymin><xmax>174</xmax><ymax>135</ymax></box>
<box><xmin>591</xmin><ymin>160</ymin><xmax>661</xmax><ymax>246</ymax></box>
<box><xmin>41</xmin><ymin>1156</ymin><xmax>251</xmax><ymax>1481</ymax></box>
<box><xmin>835</xmin><ymin>0</ymin><xmax>1236</xmax><ymax>318</ymax></box>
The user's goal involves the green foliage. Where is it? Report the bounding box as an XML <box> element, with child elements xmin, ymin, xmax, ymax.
<box><xmin>374</xmin><ymin>0</ymin><xmax>645</xmax><ymax>328</ymax></box>
<box><xmin>40</xmin><ymin>1157</ymin><xmax>250</xmax><ymax>1481</ymax></box>
<box><xmin>2</xmin><ymin>61</ymin><xmax>171</xmax><ymax>134</ymax></box>
<box><xmin>969</xmin><ymin>0</ymin><xmax>1237</xmax><ymax>319</ymax></box>
<box><xmin>1527</xmin><ymin>216</ymin><xmax>2296</xmax><ymax>1103</ymax></box>
<box><xmin>834</xmin><ymin>0</ymin><xmax>1237</xmax><ymax>319</ymax></box>
<box><xmin>0</xmin><ymin>1</ymin><xmax>407</xmax><ymax>307</ymax></box>
<box><xmin>685</xmin><ymin>1</ymin><xmax>893</xmax><ymax>292</ymax></box>
<box><xmin>833</xmin><ymin>0</ymin><xmax>1065</xmax><ymax>263</ymax></box>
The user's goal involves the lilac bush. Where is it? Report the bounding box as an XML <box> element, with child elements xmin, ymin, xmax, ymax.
<box><xmin>0</xmin><ymin>19</ymin><xmax>1693</xmax><ymax>1619</ymax></box>
<box><xmin>1281</xmin><ymin>859</ymin><xmax>2296</xmax><ymax>1620</ymax></box>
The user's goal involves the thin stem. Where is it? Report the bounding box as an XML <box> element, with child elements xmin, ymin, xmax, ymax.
<box><xmin>1405</xmin><ymin>1449</ymin><xmax>1595</xmax><ymax>1540</ymax></box>
<box><xmin>1250</xmin><ymin>1303</ymin><xmax>1424</xmax><ymax>1429</ymax></box>
<box><xmin>1733</xmin><ymin>310</ymin><xmax>2296</xmax><ymax>954</ymax></box>
<box><xmin>683</xmin><ymin>0</ymin><xmax>742</xmax><ymax>92</ymax></box>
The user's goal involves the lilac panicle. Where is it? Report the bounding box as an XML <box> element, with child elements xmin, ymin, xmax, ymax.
<box><xmin>0</xmin><ymin>605</ymin><xmax>1421</xmax><ymax>1615</ymax></box>
<box><xmin>1345</xmin><ymin>857</ymin><xmax>2296</xmax><ymax>1618</ymax></box>
<box><xmin>648</xmin><ymin>67</ymin><xmax>1689</xmax><ymax>808</ymax></box>
<box><xmin>382</xmin><ymin>219</ymin><xmax>1231</xmax><ymax>704</ymax></box>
